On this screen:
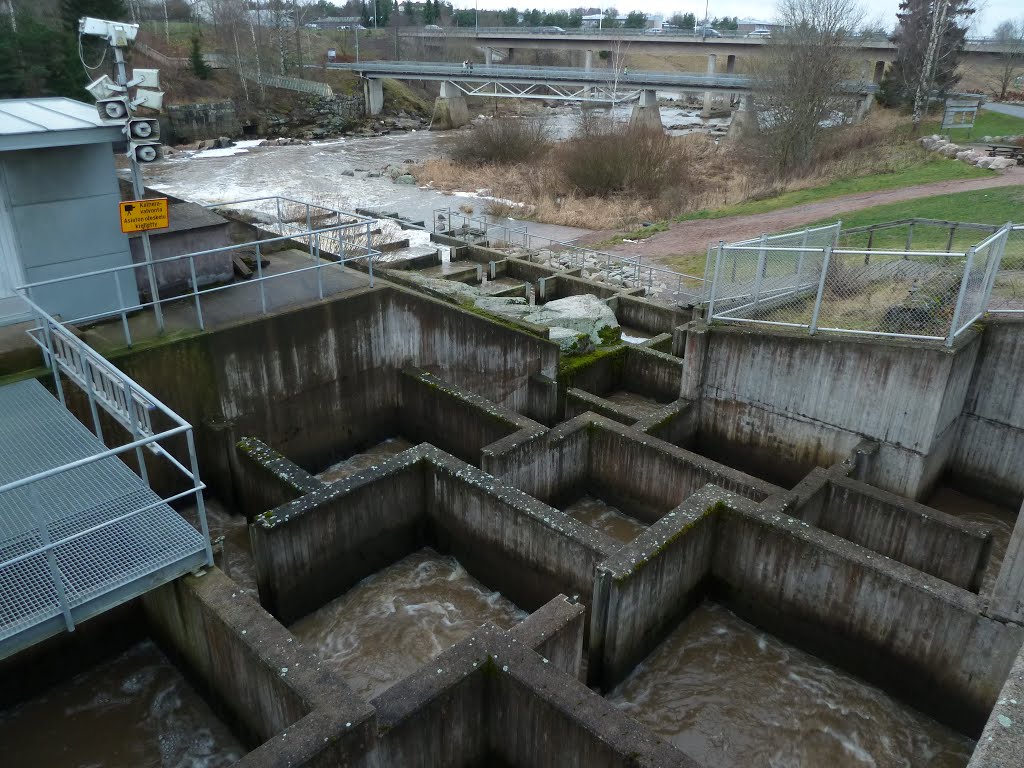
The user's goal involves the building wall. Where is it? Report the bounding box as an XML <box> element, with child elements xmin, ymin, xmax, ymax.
<box><xmin>1</xmin><ymin>142</ymin><xmax>137</xmax><ymax>323</ymax></box>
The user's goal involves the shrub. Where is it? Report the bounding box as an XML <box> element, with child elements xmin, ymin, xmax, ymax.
<box><xmin>557</xmin><ymin>121</ymin><xmax>690</xmax><ymax>198</ymax></box>
<box><xmin>450</xmin><ymin>118</ymin><xmax>550</xmax><ymax>165</ymax></box>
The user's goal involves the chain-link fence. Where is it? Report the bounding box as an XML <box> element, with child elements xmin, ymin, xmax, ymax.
<box><xmin>989</xmin><ymin>225</ymin><xmax>1024</xmax><ymax>315</ymax></box>
<box><xmin>706</xmin><ymin>221</ymin><xmax>1015</xmax><ymax>345</ymax></box>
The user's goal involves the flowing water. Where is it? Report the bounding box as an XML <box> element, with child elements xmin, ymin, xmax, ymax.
<box><xmin>289</xmin><ymin>548</ymin><xmax>527</xmax><ymax>701</ymax></box>
<box><xmin>926</xmin><ymin>485</ymin><xmax>1018</xmax><ymax>594</ymax></box>
<box><xmin>608</xmin><ymin>602</ymin><xmax>975</xmax><ymax>768</ymax></box>
<box><xmin>317</xmin><ymin>437</ymin><xmax>417</xmax><ymax>484</ymax></box>
<box><xmin>603</xmin><ymin>390</ymin><xmax>668</xmax><ymax>420</ymax></box>
<box><xmin>0</xmin><ymin>641</ymin><xmax>245</xmax><ymax>768</ymax></box>
<box><xmin>563</xmin><ymin>494</ymin><xmax>648</xmax><ymax>544</ymax></box>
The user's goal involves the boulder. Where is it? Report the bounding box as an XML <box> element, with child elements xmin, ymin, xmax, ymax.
<box><xmin>940</xmin><ymin>144</ymin><xmax>960</xmax><ymax>157</ymax></box>
<box><xmin>523</xmin><ymin>294</ymin><xmax>620</xmax><ymax>345</ymax></box>
<box><xmin>990</xmin><ymin>157</ymin><xmax>1018</xmax><ymax>170</ymax></box>
<box><xmin>548</xmin><ymin>327</ymin><xmax>594</xmax><ymax>354</ymax></box>
<box><xmin>955</xmin><ymin>150</ymin><xmax>974</xmax><ymax>162</ymax></box>
<box><xmin>977</xmin><ymin>157</ymin><xmax>994</xmax><ymax>169</ymax></box>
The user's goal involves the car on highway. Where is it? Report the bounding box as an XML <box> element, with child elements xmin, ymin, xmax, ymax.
<box><xmin>694</xmin><ymin>26</ymin><xmax>722</xmax><ymax>37</ymax></box>
<box><xmin>745</xmin><ymin>29</ymin><xmax>771</xmax><ymax>38</ymax></box>
<box><xmin>424</xmin><ymin>24</ymin><xmax>443</xmax><ymax>31</ymax></box>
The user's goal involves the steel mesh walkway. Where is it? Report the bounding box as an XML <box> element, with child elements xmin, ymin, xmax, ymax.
<box><xmin>0</xmin><ymin>379</ymin><xmax>208</xmax><ymax>658</ymax></box>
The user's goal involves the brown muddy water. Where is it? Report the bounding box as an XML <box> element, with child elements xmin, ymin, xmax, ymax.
<box><xmin>0</xmin><ymin>641</ymin><xmax>244</xmax><ymax>768</ymax></box>
<box><xmin>317</xmin><ymin>437</ymin><xmax>417</xmax><ymax>484</ymax></box>
<box><xmin>603</xmin><ymin>390</ymin><xmax>668</xmax><ymax>420</ymax></box>
<box><xmin>926</xmin><ymin>485</ymin><xmax>1018</xmax><ymax>594</ymax></box>
<box><xmin>608</xmin><ymin>602</ymin><xmax>975</xmax><ymax>768</ymax></box>
<box><xmin>289</xmin><ymin>547</ymin><xmax>527</xmax><ymax>701</ymax></box>
<box><xmin>563</xmin><ymin>494</ymin><xmax>647</xmax><ymax>544</ymax></box>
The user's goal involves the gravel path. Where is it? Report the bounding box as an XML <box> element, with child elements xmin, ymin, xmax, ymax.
<box><xmin>580</xmin><ymin>168</ymin><xmax>1024</xmax><ymax>267</ymax></box>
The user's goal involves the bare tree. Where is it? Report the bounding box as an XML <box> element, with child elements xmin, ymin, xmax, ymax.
<box><xmin>745</xmin><ymin>0</ymin><xmax>864</xmax><ymax>176</ymax></box>
<box><xmin>991</xmin><ymin>19</ymin><xmax>1024</xmax><ymax>100</ymax></box>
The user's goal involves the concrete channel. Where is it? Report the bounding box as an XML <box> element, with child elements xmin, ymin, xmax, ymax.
<box><xmin>2</xmin><ymin>224</ymin><xmax>1024</xmax><ymax>767</ymax></box>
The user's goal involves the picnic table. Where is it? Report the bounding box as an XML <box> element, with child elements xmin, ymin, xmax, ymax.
<box><xmin>987</xmin><ymin>144</ymin><xmax>1024</xmax><ymax>164</ymax></box>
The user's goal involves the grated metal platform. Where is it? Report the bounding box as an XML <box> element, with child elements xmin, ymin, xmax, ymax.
<box><xmin>0</xmin><ymin>379</ymin><xmax>208</xmax><ymax>659</ymax></box>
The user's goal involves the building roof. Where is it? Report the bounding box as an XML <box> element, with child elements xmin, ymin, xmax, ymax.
<box><xmin>0</xmin><ymin>98</ymin><xmax>124</xmax><ymax>152</ymax></box>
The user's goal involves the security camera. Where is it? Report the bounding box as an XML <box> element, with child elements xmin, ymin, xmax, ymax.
<box><xmin>79</xmin><ymin>17</ymin><xmax>139</xmax><ymax>46</ymax></box>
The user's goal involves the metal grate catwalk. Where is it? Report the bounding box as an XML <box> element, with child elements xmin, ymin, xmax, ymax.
<box><xmin>0</xmin><ymin>379</ymin><xmax>208</xmax><ymax>659</ymax></box>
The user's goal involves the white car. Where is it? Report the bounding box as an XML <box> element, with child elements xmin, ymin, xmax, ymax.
<box><xmin>745</xmin><ymin>29</ymin><xmax>771</xmax><ymax>38</ymax></box>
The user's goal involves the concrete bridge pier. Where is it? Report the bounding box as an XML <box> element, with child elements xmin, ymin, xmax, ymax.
<box><xmin>855</xmin><ymin>92</ymin><xmax>875</xmax><ymax>122</ymax></box>
<box><xmin>364</xmin><ymin>78</ymin><xmax>384</xmax><ymax>116</ymax></box>
<box><xmin>585</xmin><ymin>49</ymin><xmax>594</xmax><ymax>71</ymax></box>
<box><xmin>629</xmin><ymin>89</ymin><xmax>663</xmax><ymax>131</ymax></box>
<box><xmin>701</xmin><ymin>54</ymin><xmax>717</xmax><ymax>118</ymax></box>
<box><xmin>728</xmin><ymin>93</ymin><xmax>754</xmax><ymax>137</ymax></box>
<box><xmin>485</xmin><ymin>47</ymin><xmax>493</xmax><ymax>66</ymax></box>
<box><xmin>433</xmin><ymin>81</ymin><xmax>469</xmax><ymax>129</ymax></box>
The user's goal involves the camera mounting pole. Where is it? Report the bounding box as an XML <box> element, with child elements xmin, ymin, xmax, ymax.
<box><xmin>80</xmin><ymin>16</ymin><xmax>165</xmax><ymax>332</ymax></box>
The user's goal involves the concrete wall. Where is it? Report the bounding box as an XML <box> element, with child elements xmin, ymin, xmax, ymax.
<box><xmin>590</xmin><ymin>489</ymin><xmax>720</xmax><ymax>688</ymax></box>
<box><xmin>104</xmin><ymin>286</ymin><xmax>560</xmax><ymax>503</ymax></box>
<box><xmin>399</xmin><ymin>367</ymin><xmax>545</xmax><ymax>465</ymax></box>
<box><xmin>714</xmin><ymin>495</ymin><xmax>1024</xmax><ymax>734</ymax></box>
<box><xmin>608</xmin><ymin>294</ymin><xmax>689</xmax><ymax>336</ymax></box>
<box><xmin>693</xmin><ymin>325</ymin><xmax>982</xmax><ymax>496</ymax></box>
<box><xmin>369</xmin><ymin>623</ymin><xmax>692</xmax><ymax>768</ymax></box>
<box><xmin>790</xmin><ymin>469</ymin><xmax>992</xmax><ymax>591</ymax></box>
<box><xmin>482</xmin><ymin>414</ymin><xmax>778</xmax><ymax>524</ymax></box>
<box><xmin>141</xmin><ymin>569</ymin><xmax>374</xmax><ymax>763</ymax></box>
<box><xmin>251</xmin><ymin>445</ymin><xmax>617</xmax><ymax>628</ymax></box>
<box><xmin>967</xmin><ymin>639</ymin><xmax>1024</xmax><ymax>767</ymax></box>
<box><xmin>232</xmin><ymin>437</ymin><xmax>327</xmax><ymax>519</ymax></box>
<box><xmin>3</xmin><ymin>143</ymin><xmax>138</xmax><ymax>322</ymax></box>
<box><xmin>950</xmin><ymin>318</ymin><xmax>1024</xmax><ymax>506</ymax></box>
<box><xmin>508</xmin><ymin>595</ymin><xmax>586</xmax><ymax>679</ymax></box>
<box><xmin>128</xmin><ymin>215</ymin><xmax>232</xmax><ymax>297</ymax></box>
<box><xmin>167</xmin><ymin>101</ymin><xmax>239</xmax><ymax>143</ymax></box>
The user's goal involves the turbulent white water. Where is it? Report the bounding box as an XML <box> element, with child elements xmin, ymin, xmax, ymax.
<box><xmin>289</xmin><ymin>548</ymin><xmax>527</xmax><ymax>702</ymax></box>
<box><xmin>608</xmin><ymin>603</ymin><xmax>975</xmax><ymax>768</ymax></box>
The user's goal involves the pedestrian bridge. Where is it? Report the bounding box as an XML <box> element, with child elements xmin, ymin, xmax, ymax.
<box><xmin>329</xmin><ymin>60</ymin><xmax>877</xmax><ymax>129</ymax></box>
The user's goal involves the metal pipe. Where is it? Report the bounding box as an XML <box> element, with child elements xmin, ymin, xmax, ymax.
<box><xmin>947</xmin><ymin>246</ymin><xmax>976</xmax><ymax>346</ymax></box>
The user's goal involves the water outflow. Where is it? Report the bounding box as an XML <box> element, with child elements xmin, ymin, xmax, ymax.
<box><xmin>0</xmin><ymin>641</ymin><xmax>244</xmax><ymax>768</ymax></box>
<box><xmin>564</xmin><ymin>494</ymin><xmax>647</xmax><ymax>544</ymax></box>
<box><xmin>317</xmin><ymin>437</ymin><xmax>417</xmax><ymax>485</ymax></box>
<box><xmin>289</xmin><ymin>548</ymin><xmax>527</xmax><ymax>701</ymax></box>
<box><xmin>608</xmin><ymin>603</ymin><xmax>974</xmax><ymax>768</ymax></box>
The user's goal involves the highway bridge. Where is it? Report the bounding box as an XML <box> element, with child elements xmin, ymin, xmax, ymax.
<box><xmin>398</xmin><ymin>26</ymin><xmax>1017</xmax><ymax>64</ymax></box>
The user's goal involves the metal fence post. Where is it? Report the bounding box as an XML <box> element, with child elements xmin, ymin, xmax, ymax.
<box><xmin>751</xmin><ymin>234</ymin><xmax>768</xmax><ymax>306</ymax></box>
<box><xmin>122</xmin><ymin>377</ymin><xmax>149</xmax><ymax>485</ymax></box>
<box><xmin>796</xmin><ymin>229</ymin><xmax>809</xmax><ymax>276</ymax></box>
<box><xmin>809</xmin><ymin>245</ymin><xmax>831</xmax><ymax>335</ymax></box>
<box><xmin>40</xmin><ymin>318</ymin><xmax>65</xmax><ymax>407</ymax></box>
<box><xmin>905</xmin><ymin>222</ymin><xmax>914</xmax><ymax>253</ymax></box>
<box><xmin>707</xmin><ymin>241</ymin><xmax>725</xmax><ymax>320</ymax></box>
<box><xmin>946</xmin><ymin>225</ymin><xmax>957</xmax><ymax>253</ymax></box>
<box><xmin>31</xmin><ymin>483</ymin><xmax>75</xmax><ymax>632</ymax></box>
<box><xmin>947</xmin><ymin>246</ymin><xmax>976</xmax><ymax>346</ymax></box>
<box><xmin>189</xmin><ymin>255</ymin><xmax>204</xmax><ymax>331</ymax></box>
<box><xmin>114</xmin><ymin>276</ymin><xmax>132</xmax><ymax>347</ymax></box>
<box><xmin>980</xmin><ymin>224</ymin><xmax>1011</xmax><ymax>316</ymax></box>
<box><xmin>186</xmin><ymin>428</ymin><xmax>214</xmax><ymax>566</ymax></box>
<box><xmin>255</xmin><ymin>241</ymin><xmax>267</xmax><ymax>315</ymax></box>
<box><xmin>82</xmin><ymin>355</ymin><xmax>104</xmax><ymax>441</ymax></box>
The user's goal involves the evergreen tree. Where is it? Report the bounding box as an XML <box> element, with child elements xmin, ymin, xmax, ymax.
<box><xmin>402</xmin><ymin>0</ymin><xmax>416</xmax><ymax>21</ymax></box>
<box><xmin>190</xmin><ymin>35</ymin><xmax>211</xmax><ymax>79</ymax></box>
<box><xmin>882</xmin><ymin>0</ymin><xmax>974</xmax><ymax>117</ymax></box>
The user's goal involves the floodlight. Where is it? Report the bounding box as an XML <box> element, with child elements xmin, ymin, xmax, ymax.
<box><xmin>85</xmin><ymin>75</ymin><xmax>120</xmax><ymax>100</ymax></box>
<box><xmin>131</xmin><ymin>89</ymin><xmax>164</xmax><ymax>112</ymax></box>
<box><xmin>130</xmin><ymin>69</ymin><xmax>161</xmax><ymax>89</ymax></box>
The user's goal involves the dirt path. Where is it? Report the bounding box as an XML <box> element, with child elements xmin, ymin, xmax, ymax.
<box><xmin>580</xmin><ymin>168</ymin><xmax>1024</xmax><ymax>267</ymax></box>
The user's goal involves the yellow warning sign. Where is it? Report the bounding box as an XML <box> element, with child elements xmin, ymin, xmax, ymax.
<box><xmin>119</xmin><ymin>198</ymin><xmax>169</xmax><ymax>233</ymax></box>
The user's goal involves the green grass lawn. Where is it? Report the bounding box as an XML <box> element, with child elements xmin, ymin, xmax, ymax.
<box><xmin>674</xmin><ymin>157</ymin><xmax>994</xmax><ymax>223</ymax></box>
<box><xmin>807</xmin><ymin>185</ymin><xmax>1024</xmax><ymax>257</ymax></box>
<box><xmin>924</xmin><ymin>109</ymin><xmax>1024</xmax><ymax>140</ymax></box>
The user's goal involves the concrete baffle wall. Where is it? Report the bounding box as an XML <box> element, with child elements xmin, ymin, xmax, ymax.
<box><xmin>250</xmin><ymin>444</ymin><xmax>617</xmax><ymax>628</ymax></box>
<box><xmin>482</xmin><ymin>413</ymin><xmax>779</xmax><ymax>524</ymax></box>
<box><xmin>789</xmin><ymin>468</ymin><xmax>993</xmax><ymax>591</ymax></box>
<box><xmin>950</xmin><ymin>317</ymin><xmax>1024</xmax><ymax>506</ymax></box>
<box><xmin>368</xmin><ymin>623</ymin><xmax>693</xmax><ymax>767</ymax></box>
